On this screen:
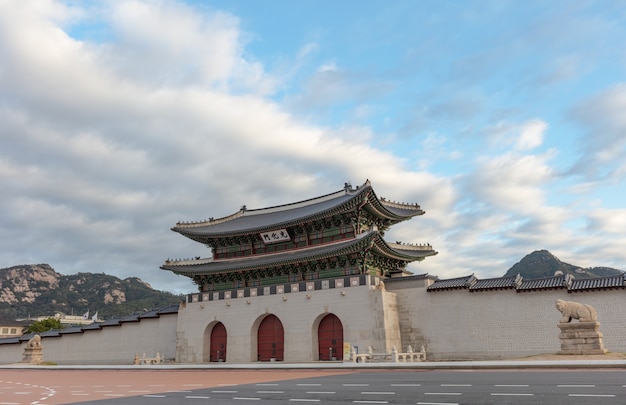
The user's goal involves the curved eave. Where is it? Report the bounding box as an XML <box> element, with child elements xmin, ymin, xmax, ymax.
<box><xmin>372</xmin><ymin>239</ymin><xmax>438</xmax><ymax>262</ymax></box>
<box><xmin>172</xmin><ymin>182</ymin><xmax>425</xmax><ymax>242</ymax></box>
<box><xmin>365</xmin><ymin>188</ymin><xmax>425</xmax><ymax>222</ymax></box>
<box><xmin>171</xmin><ymin>186</ymin><xmax>368</xmax><ymax>242</ymax></box>
<box><xmin>161</xmin><ymin>231</ymin><xmax>435</xmax><ymax>277</ymax></box>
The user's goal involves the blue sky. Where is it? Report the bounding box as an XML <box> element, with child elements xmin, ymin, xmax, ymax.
<box><xmin>1</xmin><ymin>0</ymin><xmax>625</xmax><ymax>294</ymax></box>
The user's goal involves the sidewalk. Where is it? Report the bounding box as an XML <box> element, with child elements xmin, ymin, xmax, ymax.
<box><xmin>2</xmin><ymin>357</ymin><xmax>626</xmax><ymax>370</ymax></box>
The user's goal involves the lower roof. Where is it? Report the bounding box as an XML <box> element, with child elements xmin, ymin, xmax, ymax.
<box><xmin>162</xmin><ymin>230</ymin><xmax>437</xmax><ymax>277</ymax></box>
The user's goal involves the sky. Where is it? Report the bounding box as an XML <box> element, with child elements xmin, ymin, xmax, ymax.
<box><xmin>1</xmin><ymin>0</ymin><xmax>625</xmax><ymax>294</ymax></box>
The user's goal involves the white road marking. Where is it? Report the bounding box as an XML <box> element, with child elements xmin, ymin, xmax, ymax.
<box><xmin>233</xmin><ymin>397</ymin><xmax>261</xmax><ymax>400</ymax></box>
<box><xmin>343</xmin><ymin>384</ymin><xmax>370</xmax><ymax>386</ymax></box>
<box><xmin>142</xmin><ymin>394</ymin><xmax>166</xmax><ymax>398</ymax></box>
<box><xmin>557</xmin><ymin>384</ymin><xmax>595</xmax><ymax>388</ymax></box>
<box><xmin>569</xmin><ymin>394</ymin><xmax>616</xmax><ymax>397</ymax></box>
<box><xmin>416</xmin><ymin>402</ymin><xmax>459</xmax><ymax>405</ymax></box>
<box><xmin>306</xmin><ymin>391</ymin><xmax>336</xmax><ymax>394</ymax></box>
<box><xmin>289</xmin><ymin>400</ymin><xmax>321</xmax><ymax>402</ymax></box>
<box><xmin>361</xmin><ymin>392</ymin><xmax>395</xmax><ymax>395</ymax></box>
<box><xmin>297</xmin><ymin>383</ymin><xmax>321</xmax><ymax>386</ymax></box>
<box><xmin>256</xmin><ymin>383</ymin><xmax>280</xmax><ymax>386</ymax></box>
<box><xmin>212</xmin><ymin>390</ymin><xmax>238</xmax><ymax>393</ymax></box>
<box><xmin>441</xmin><ymin>384</ymin><xmax>471</xmax><ymax>387</ymax></box>
<box><xmin>491</xmin><ymin>393</ymin><xmax>534</xmax><ymax>396</ymax></box>
<box><xmin>391</xmin><ymin>384</ymin><xmax>421</xmax><ymax>387</ymax></box>
<box><xmin>353</xmin><ymin>401</ymin><xmax>388</xmax><ymax>404</ymax></box>
<box><xmin>257</xmin><ymin>390</ymin><xmax>285</xmax><ymax>394</ymax></box>
<box><xmin>494</xmin><ymin>384</ymin><xmax>529</xmax><ymax>387</ymax></box>
<box><xmin>186</xmin><ymin>395</ymin><xmax>211</xmax><ymax>399</ymax></box>
<box><xmin>424</xmin><ymin>393</ymin><xmax>462</xmax><ymax>395</ymax></box>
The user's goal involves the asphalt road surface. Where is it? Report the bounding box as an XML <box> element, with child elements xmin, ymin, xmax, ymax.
<box><xmin>2</xmin><ymin>368</ymin><xmax>623</xmax><ymax>405</ymax></box>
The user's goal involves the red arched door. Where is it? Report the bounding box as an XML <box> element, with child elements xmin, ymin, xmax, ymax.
<box><xmin>257</xmin><ymin>315</ymin><xmax>284</xmax><ymax>361</ymax></box>
<box><xmin>318</xmin><ymin>314</ymin><xmax>343</xmax><ymax>360</ymax></box>
<box><xmin>210</xmin><ymin>322</ymin><xmax>227</xmax><ymax>362</ymax></box>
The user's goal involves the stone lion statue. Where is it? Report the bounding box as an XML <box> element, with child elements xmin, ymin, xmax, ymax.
<box><xmin>27</xmin><ymin>334</ymin><xmax>41</xmax><ymax>348</ymax></box>
<box><xmin>555</xmin><ymin>299</ymin><xmax>597</xmax><ymax>323</ymax></box>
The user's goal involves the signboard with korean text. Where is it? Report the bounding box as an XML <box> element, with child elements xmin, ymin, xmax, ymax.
<box><xmin>260</xmin><ymin>229</ymin><xmax>291</xmax><ymax>244</ymax></box>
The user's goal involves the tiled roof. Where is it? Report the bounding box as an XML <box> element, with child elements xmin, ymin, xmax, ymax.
<box><xmin>0</xmin><ymin>306</ymin><xmax>179</xmax><ymax>346</ymax></box>
<box><xmin>157</xmin><ymin>305</ymin><xmax>180</xmax><ymax>315</ymax></box>
<box><xmin>100</xmin><ymin>318</ymin><xmax>121</xmax><ymax>327</ymax></box>
<box><xmin>59</xmin><ymin>326</ymin><xmax>85</xmax><ymax>335</ymax></box>
<box><xmin>517</xmin><ymin>274</ymin><xmax>572</xmax><ymax>292</ymax></box>
<box><xmin>172</xmin><ymin>181</ymin><xmax>424</xmax><ymax>239</ymax></box>
<box><xmin>40</xmin><ymin>329</ymin><xmax>61</xmax><ymax>338</ymax></box>
<box><xmin>81</xmin><ymin>322</ymin><xmax>102</xmax><ymax>331</ymax></box>
<box><xmin>162</xmin><ymin>230</ymin><xmax>437</xmax><ymax>276</ymax></box>
<box><xmin>384</xmin><ymin>273</ymin><xmax>431</xmax><ymax>283</ymax></box>
<box><xmin>427</xmin><ymin>274</ymin><xmax>477</xmax><ymax>291</ymax></box>
<box><xmin>569</xmin><ymin>274</ymin><xmax>626</xmax><ymax>292</ymax></box>
<box><xmin>119</xmin><ymin>314</ymin><xmax>141</xmax><ymax>323</ymax></box>
<box><xmin>470</xmin><ymin>275</ymin><xmax>522</xmax><ymax>291</ymax></box>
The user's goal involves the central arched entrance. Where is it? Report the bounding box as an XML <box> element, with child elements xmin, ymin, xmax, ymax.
<box><xmin>210</xmin><ymin>322</ymin><xmax>227</xmax><ymax>362</ymax></box>
<box><xmin>257</xmin><ymin>314</ymin><xmax>284</xmax><ymax>361</ymax></box>
<box><xmin>318</xmin><ymin>313</ymin><xmax>343</xmax><ymax>360</ymax></box>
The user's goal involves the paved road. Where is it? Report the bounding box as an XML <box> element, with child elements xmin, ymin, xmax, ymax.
<box><xmin>3</xmin><ymin>369</ymin><xmax>623</xmax><ymax>405</ymax></box>
<box><xmin>0</xmin><ymin>369</ymin><xmax>349</xmax><ymax>404</ymax></box>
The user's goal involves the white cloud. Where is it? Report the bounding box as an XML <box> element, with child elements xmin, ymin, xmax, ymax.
<box><xmin>569</xmin><ymin>83</ymin><xmax>626</xmax><ymax>180</ymax></box>
<box><xmin>515</xmin><ymin>119</ymin><xmax>547</xmax><ymax>151</ymax></box>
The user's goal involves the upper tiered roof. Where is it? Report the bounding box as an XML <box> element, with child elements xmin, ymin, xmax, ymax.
<box><xmin>172</xmin><ymin>180</ymin><xmax>425</xmax><ymax>243</ymax></box>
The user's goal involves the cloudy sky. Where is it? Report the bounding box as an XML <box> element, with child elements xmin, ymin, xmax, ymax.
<box><xmin>1</xmin><ymin>0</ymin><xmax>625</xmax><ymax>294</ymax></box>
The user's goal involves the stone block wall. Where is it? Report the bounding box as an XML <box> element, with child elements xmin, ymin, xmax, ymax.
<box><xmin>176</xmin><ymin>284</ymin><xmax>396</xmax><ymax>363</ymax></box>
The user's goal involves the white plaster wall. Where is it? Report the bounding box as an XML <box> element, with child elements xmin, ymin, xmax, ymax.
<box><xmin>0</xmin><ymin>314</ymin><xmax>177</xmax><ymax>365</ymax></box>
<box><xmin>400</xmin><ymin>286</ymin><xmax>626</xmax><ymax>360</ymax></box>
<box><xmin>176</xmin><ymin>285</ymin><xmax>397</xmax><ymax>363</ymax></box>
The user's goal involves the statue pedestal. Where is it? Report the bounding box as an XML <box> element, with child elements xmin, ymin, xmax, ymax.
<box><xmin>22</xmin><ymin>346</ymin><xmax>43</xmax><ymax>364</ymax></box>
<box><xmin>557</xmin><ymin>322</ymin><xmax>607</xmax><ymax>355</ymax></box>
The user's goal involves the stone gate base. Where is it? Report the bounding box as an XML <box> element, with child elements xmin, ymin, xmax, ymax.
<box><xmin>557</xmin><ymin>322</ymin><xmax>607</xmax><ymax>355</ymax></box>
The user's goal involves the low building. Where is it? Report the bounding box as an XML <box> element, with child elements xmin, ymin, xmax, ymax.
<box><xmin>0</xmin><ymin>319</ymin><xmax>28</xmax><ymax>338</ymax></box>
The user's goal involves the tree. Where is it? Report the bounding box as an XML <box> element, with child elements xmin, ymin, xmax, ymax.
<box><xmin>24</xmin><ymin>318</ymin><xmax>63</xmax><ymax>334</ymax></box>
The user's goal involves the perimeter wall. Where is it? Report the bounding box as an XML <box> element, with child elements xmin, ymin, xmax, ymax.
<box><xmin>388</xmin><ymin>280</ymin><xmax>626</xmax><ymax>360</ymax></box>
<box><xmin>1</xmin><ymin>277</ymin><xmax>625</xmax><ymax>363</ymax></box>
<box><xmin>0</xmin><ymin>312</ymin><xmax>177</xmax><ymax>365</ymax></box>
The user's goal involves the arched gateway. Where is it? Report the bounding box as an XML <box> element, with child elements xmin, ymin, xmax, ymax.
<box><xmin>257</xmin><ymin>315</ymin><xmax>284</xmax><ymax>361</ymax></box>
<box><xmin>318</xmin><ymin>313</ymin><xmax>343</xmax><ymax>360</ymax></box>
<box><xmin>209</xmin><ymin>322</ymin><xmax>227</xmax><ymax>362</ymax></box>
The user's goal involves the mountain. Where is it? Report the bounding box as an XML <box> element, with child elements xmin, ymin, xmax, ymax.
<box><xmin>503</xmin><ymin>250</ymin><xmax>624</xmax><ymax>279</ymax></box>
<box><xmin>0</xmin><ymin>264</ymin><xmax>182</xmax><ymax>320</ymax></box>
